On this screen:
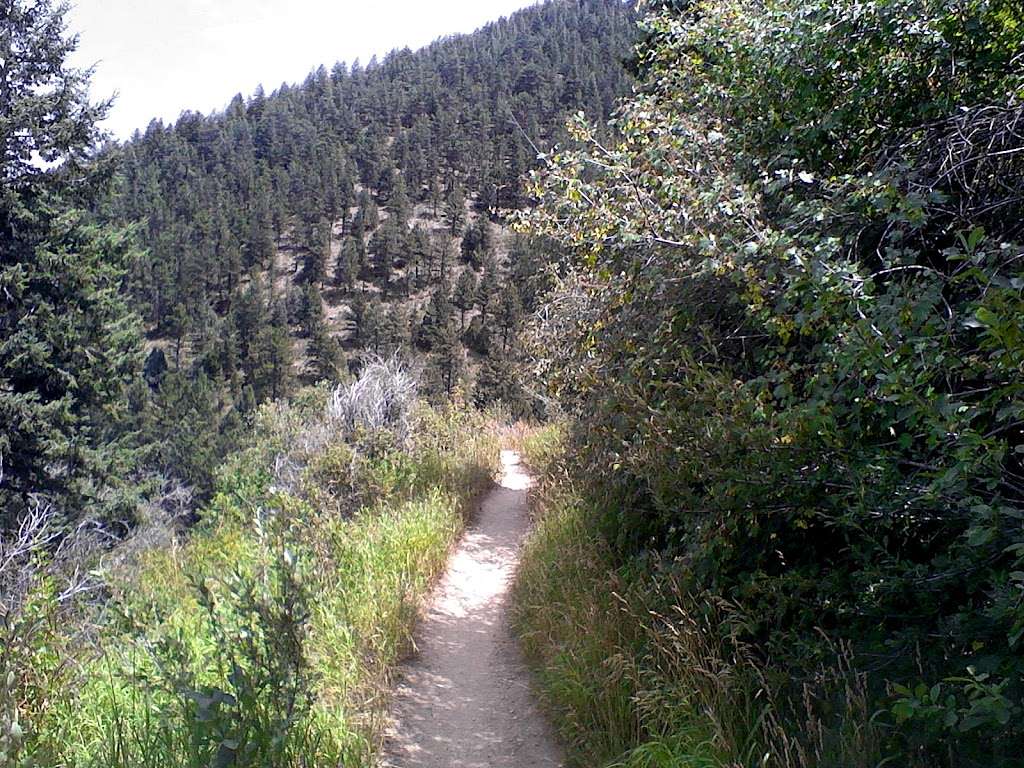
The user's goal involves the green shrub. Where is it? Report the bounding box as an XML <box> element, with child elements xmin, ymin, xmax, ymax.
<box><xmin>513</xmin><ymin>449</ymin><xmax>889</xmax><ymax>768</ymax></box>
<box><xmin>519</xmin><ymin>0</ymin><xmax>1024</xmax><ymax>763</ymax></box>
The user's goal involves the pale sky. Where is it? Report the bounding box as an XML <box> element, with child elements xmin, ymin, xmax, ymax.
<box><xmin>67</xmin><ymin>0</ymin><xmax>542</xmax><ymax>140</ymax></box>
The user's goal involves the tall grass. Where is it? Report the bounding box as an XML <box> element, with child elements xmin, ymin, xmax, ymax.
<box><xmin>511</xmin><ymin>425</ymin><xmax>888</xmax><ymax>768</ymax></box>
<box><xmin>15</xmin><ymin>363</ymin><xmax>501</xmax><ymax>767</ymax></box>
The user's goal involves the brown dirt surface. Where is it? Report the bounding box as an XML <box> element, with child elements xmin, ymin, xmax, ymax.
<box><xmin>381</xmin><ymin>450</ymin><xmax>563</xmax><ymax>768</ymax></box>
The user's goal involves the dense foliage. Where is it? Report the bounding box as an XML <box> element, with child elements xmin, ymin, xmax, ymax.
<box><xmin>521</xmin><ymin>0</ymin><xmax>1024</xmax><ymax>763</ymax></box>
<box><xmin>0</xmin><ymin>0</ymin><xmax>146</xmax><ymax>529</ymax></box>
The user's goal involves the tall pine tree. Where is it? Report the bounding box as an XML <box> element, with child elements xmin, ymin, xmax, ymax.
<box><xmin>1</xmin><ymin>0</ymin><xmax>144</xmax><ymax>527</ymax></box>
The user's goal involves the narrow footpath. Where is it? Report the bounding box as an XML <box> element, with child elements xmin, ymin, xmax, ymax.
<box><xmin>382</xmin><ymin>450</ymin><xmax>562</xmax><ymax>768</ymax></box>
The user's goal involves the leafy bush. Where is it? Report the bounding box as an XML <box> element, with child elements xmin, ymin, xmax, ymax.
<box><xmin>103</xmin><ymin>542</ymin><xmax>335</xmax><ymax>768</ymax></box>
<box><xmin>515</xmin><ymin>436</ymin><xmax>892</xmax><ymax>768</ymax></box>
<box><xmin>520</xmin><ymin>0</ymin><xmax>1024</xmax><ymax>763</ymax></box>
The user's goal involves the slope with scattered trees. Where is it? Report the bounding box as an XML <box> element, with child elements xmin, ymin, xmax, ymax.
<box><xmin>98</xmin><ymin>0</ymin><xmax>636</xmax><ymax>497</ymax></box>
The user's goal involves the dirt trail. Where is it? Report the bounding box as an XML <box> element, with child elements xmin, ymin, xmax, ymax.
<box><xmin>381</xmin><ymin>450</ymin><xmax>562</xmax><ymax>768</ymax></box>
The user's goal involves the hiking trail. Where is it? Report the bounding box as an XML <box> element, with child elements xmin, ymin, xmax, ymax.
<box><xmin>382</xmin><ymin>449</ymin><xmax>562</xmax><ymax>768</ymax></box>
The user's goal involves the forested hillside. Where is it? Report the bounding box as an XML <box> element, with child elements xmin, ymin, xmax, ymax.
<box><xmin>99</xmin><ymin>0</ymin><xmax>633</xmax><ymax>495</ymax></box>
<box><xmin>2</xmin><ymin>0</ymin><xmax>630</xmax><ymax>518</ymax></box>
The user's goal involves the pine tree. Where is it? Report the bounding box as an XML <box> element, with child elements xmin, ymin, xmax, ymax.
<box><xmin>369</xmin><ymin>215</ymin><xmax>404</xmax><ymax>298</ymax></box>
<box><xmin>304</xmin><ymin>217</ymin><xmax>331</xmax><ymax>286</ymax></box>
<box><xmin>264</xmin><ymin>299</ymin><xmax>294</xmax><ymax>400</ymax></box>
<box><xmin>477</xmin><ymin>255</ymin><xmax>501</xmax><ymax>318</ymax></box>
<box><xmin>389</xmin><ymin>170</ymin><xmax>411</xmax><ymax>226</ymax></box>
<box><xmin>0</xmin><ymin>0</ymin><xmax>147</xmax><ymax>526</ymax></box>
<box><xmin>473</xmin><ymin>348</ymin><xmax>530</xmax><ymax>417</ymax></box>
<box><xmin>446</xmin><ymin>183</ymin><xmax>467</xmax><ymax>237</ymax></box>
<box><xmin>429</xmin><ymin>175</ymin><xmax>443</xmax><ymax>218</ymax></box>
<box><xmin>460</xmin><ymin>219</ymin><xmax>492</xmax><ymax>268</ymax></box>
<box><xmin>407</xmin><ymin>224</ymin><xmax>429</xmax><ymax>291</ymax></box>
<box><xmin>358</xmin><ymin>296</ymin><xmax>386</xmax><ymax>353</ymax></box>
<box><xmin>495</xmin><ymin>285</ymin><xmax>524</xmax><ymax>349</ymax></box>
<box><xmin>380</xmin><ymin>304</ymin><xmax>412</xmax><ymax>355</ymax></box>
<box><xmin>426</xmin><ymin>318</ymin><xmax>464</xmax><ymax>400</ymax></box>
<box><xmin>247</xmin><ymin>173</ymin><xmax>277</xmax><ymax>269</ymax></box>
<box><xmin>308</xmin><ymin>325</ymin><xmax>344</xmax><ymax>382</ymax></box>
<box><xmin>146</xmin><ymin>371</ymin><xmax>223</xmax><ymax>496</ymax></box>
<box><xmin>419</xmin><ymin>280</ymin><xmax>454</xmax><ymax>350</ymax></box>
<box><xmin>334</xmin><ymin>236</ymin><xmax>361</xmax><ymax>293</ymax></box>
<box><xmin>452</xmin><ymin>269</ymin><xmax>478</xmax><ymax>329</ymax></box>
<box><xmin>300</xmin><ymin>282</ymin><xmax>325</xmax><ymax>338</ymax></box>
<box><xmin>353</xmin><ymin>188</ymin><xmax>379</xmax><ymax>234</ymax></box>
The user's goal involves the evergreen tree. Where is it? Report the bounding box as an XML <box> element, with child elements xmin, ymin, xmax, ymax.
<box><xmin>247</xmin><ymin>173</ymin><xmax>277</xmax><ymax>269</ymax></box>
<box><xmin>0</xmin><ymin>0</ymin><xmax>144</xmax><ymax>525</ymax></box>
<box><xmin>473</xmin><ymin>348</ymin><xmax>531</xmax><ymax>417</ymax></box>
<box><xmin>308</xmin><ymin>325</ymin><xmax>344</xmax><ymax>382</ymax></box>
<box><xmin>460</xmin><ymin>219</ymin><xmax>492</xmax><ymax>267</ymax></box>
<box><xmin>388</xmin><ymin>170</ymin><xmax>411</xmax><ymax>226</ymax></box>
<box><xmin>476</xmin><ymin>255</ymin><xmax>501</xmax><ymax>318</ymax></box>
<box><xmin>358</xmin><ymin>296</ymin><xmax>386</xmax><ymax>352</ymax></box>
<box><xmin>304</xmin><ymin>217</ymin><xmax>331</xmax><ymax>286</ymax></box>
<box><xmin>508</xmin><ymin>234</ymin><xmax>550</xmax><ymax>312</ymax></box>
<box><xmin>407</xmin><ymin>224</ymin><xmax>430</xmax><ymax>291</ymax></box>
<box><xmin>334</xmin><ymin>235</ymin><xmax>361</xmax><ymax>292</ymax></box>
<box><xmin>146</xmin><ymin>371</ymin><xmax>224</xmax><ymax>496</ymax></box>
<box><xmin>300</xmin><ymin>282</ymin><xmax>325</xmax><ymax>338</ymax></box>
<box><xmin>264</xmin><ymin>299</ymin><xmax>293</xmax><ymax>400</ymax></box>
<box><xmin>54</xmin><ymin>0</ymin><xmax>637</xmax><ymax>428</ymax></box>
<box><xmin>380</xmin><ymin>305</ymin><xmax>412</xmax><ymax>355</ymax></box>
<box><xmin>426</xmin><ymin>318</ymin><xmax>464</xmax><ymax>400</ymax></box>
<box><xmin>452</xmin><ymin>269</ymin><xmax>478</xmax><ymax>329</ymax></box>
<box><xmin>369</xmin><ymin>215</ymin><xmax>404</xmax><ymax>298</ymax></box>
<box><xmin>495</xmin><ymin>284</ymin><xmax>523</xmax><ymax>349</ymax></box>
<box><xmin>429</xmin><ymin>175</ymin><xmax>443</xmax><ymax>218</ymax></box>
<box><xmin>418</xmin><ymin>280</ymin><xmax>454</xmax><ymax>350</ymax></box>
<box><xmin>446</xmin><ymin>183</ymin><xmax>467</xmax><ymax>237</ymax></box>
<box><xmin>353</xmin><ymin>188</ymin><xmax>379</xmax><ymax>235</ymax></box>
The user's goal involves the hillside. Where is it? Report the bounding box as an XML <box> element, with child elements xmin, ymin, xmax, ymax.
<box><xmin>108</xmin><ymin>0</ymin><xmax>634</xmax><ymax>387</ymax></box>
<box><xmin>88</xmin><ymin>0</ymin><xmax>635</xmax><ymax>494</ymax></box>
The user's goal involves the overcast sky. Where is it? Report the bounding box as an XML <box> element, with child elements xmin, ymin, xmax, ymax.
<box><xmin>67</xmin><ymin>0</ymin><xmax>542</xmax><ymax>140</ymax></box>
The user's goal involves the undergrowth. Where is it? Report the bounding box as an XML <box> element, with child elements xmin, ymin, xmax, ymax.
<box><xmin>513</xmin><ymin>424</ymin><xmax>890</xmax><ymax>768</ymax></box>
<box><xmin>9</xmin><ymin>364</ymin><xmax>499</xmax><ymax>767</ymax></box>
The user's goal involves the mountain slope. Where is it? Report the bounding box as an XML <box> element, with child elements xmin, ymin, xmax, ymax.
<box><xmin>108</xmin><ymin>0</ymin><xmax>633</xmax><ymax>377</ymax></box>
<box><xmin>98</xmin><ymin>0</ymin><xmax>635</xmax><ymax>492</ymax></box>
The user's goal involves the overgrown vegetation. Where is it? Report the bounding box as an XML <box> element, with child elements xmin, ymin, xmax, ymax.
<box><xmin>3</xmin><ymin>361</ymin><xmax>499</xmax><ymax>766</ymax></box>
<box><xmin>515</xmin><ymin>428</ymin><xmax>889</xmax><ymax>768</ymax></box>
<box><xmin>517</xmin><ymin>0</ymin><xmax>1024</xmax><ymax>765</ymax></box>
